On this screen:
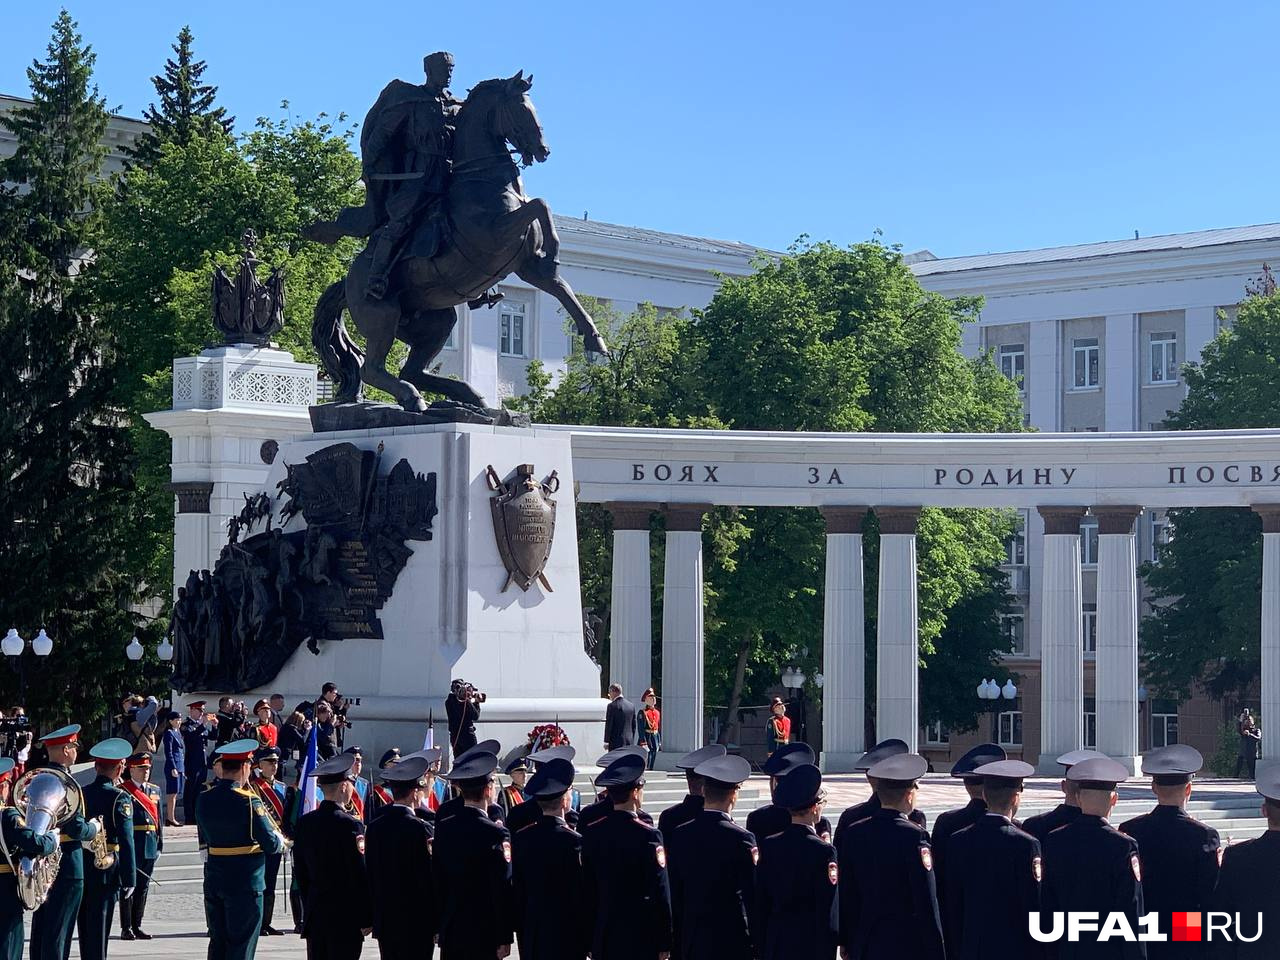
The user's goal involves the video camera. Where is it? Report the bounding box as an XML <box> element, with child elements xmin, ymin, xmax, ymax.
<box><xmin>331</xmin><ymin>692</ymin><xmax>361</xmax><ymax>729</ymax></box>
<box><xmin>452</xmin><ymin>679</ymin><xmax>487</xmax><ymax>704</ymax></box>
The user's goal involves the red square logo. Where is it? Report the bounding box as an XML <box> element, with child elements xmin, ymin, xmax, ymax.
<box><xmin>1173</xmin><ymin>912</ymin><xmax>1202</xmax><ymax>942</ymax></box>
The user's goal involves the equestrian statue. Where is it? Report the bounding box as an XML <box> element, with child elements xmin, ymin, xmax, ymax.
<box><xmin>307</xmin><ymin>51</ymin><xmax>608</xmax><ymax>415</ymax></box>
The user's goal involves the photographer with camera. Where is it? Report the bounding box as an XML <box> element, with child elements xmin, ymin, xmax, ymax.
<box><xmin>214</xmin><ymin>696</ymin><xmax>251</xmax><ymax>747</ymax></box>
<box><xmin>0</xmin><ymin>706</ymin><xmax>33</xmax><ymax>776</ymax></box>
<box><xmin>312</xmin><ymin>700</ymin><xmax>339</xmax><ymax>761</ymax></box>
<box><xmin>445</xmin><ymin>678</ymin><xmax>486</xmax><ymax>758</ymax></box>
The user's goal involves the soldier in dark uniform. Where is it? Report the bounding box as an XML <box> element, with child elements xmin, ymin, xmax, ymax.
<box><xmin>581</xmin><ymin>753</ymin><xmax>672</xmax><ymax>960</ymax></box>
<box><xmin>1120</xmin><ymin>745</ymin><xmax>1219</xmax><ymax>958</ymax></box>
<box><xmin>746</xmin><ymin>743</ymin><xmax>833</xmax><ymax>842</ymax></box>
<box><xmin>657</xmin><ymin>744</ymin><xmax>725</xmax><ymax>842</ymax></box>
<box><xmin>510</xmin><ymin>757</ymin><xmax>588</xmax><ymax>960</ymax></box>
<box><xmin>504</xmin><ymin>744</ymin><xmax>577</xmax><ymax>835</ymax></box>
<box><xmin>0</xmin><ymin>756</ymin><xmax>56</xmax><ymax>960</ymax></box>
<box><xmin>434</xmin><ymin>739</ymin><xmax>502</xmax><ymax>828</ymax></box>
<box><xmin>838</xmin><ymin>753</ymin><xmax>944</xmax><ymax>960</ymax></box>
<box><xmin>197</xmin><ymin>739</ymin><xmax>288</xmax><ymax>960</ymax></box>
<box><xmin>577</xmin><ymin>747</ymin><xmax>653</xmax><ymax>832</ymax></box>
<box><xmin>365</xmin><ymin>756</ymin><xmax>437</xmax><ymax>960</ymax></box>
<box><xmin>1041</xmin><ymin>757</ymin><xmax>1145</xmax><ymax>959</ymax></box>
<box><xmin>667</xmin><ymin>754</ymin><xmax>756</xmax><ymax>960</ymax></box>
<box><xmin>396</xmin><ymin>747</ymin><xmax>443</xmax><ymax>825</ymax></box>
<box><xmin>294</xmin><ymin>753</ymin><xmax>373</xmax><ymax>960</ymax></box>
<box><xmin>367</xmin><ymin>748</ymin><xmax>400</xmax><ymax>823</ymax></box>
<box><xmin>498</xmin><ymin>756</ymin><xmax>530</xmax><ymax>820</ymax></box>
<box><xmin>29</xmin><ymin>724</ymin><xmax>100</xmax><ymax>960</ymax></box>
<box><xmin>943</xmin><ymin>759</ymin><xmax>1043</xmax><ymax>960</ymax></box>
<box><xmin>755</xmin><ymin>763</ymin><xmax>836</xmax><ymax>960</ymax></box>
<box><xmin>931</xmin><ymin>742</ymin><xmax>1005</xmax><ymax>909</ymax></box>
<box><xmin>118</xmin><ymin>752</ymin><xmax>163</xmax><ymax>941</ymax></box>
<box><xmin>432</xmin><ymin>750</ymin><xmax>514</xmax><ymax>959</ymax></box>
<box><xmin>1210</xmin><ymin>765</ymin><xmax>1280</xmax><ymax>958</ymax></box>
<box><xmin>833</xmin><ymin>738</ymin><xmax>927</xmax><ymax>848</ymax></box>
<box><xmin>180</xmin><ymin>700</ymin><xmax>213</xmax><ymax>826</ymax></box>
<box><xmin>249</xmin><ymin>746</ymin><xmax>293</xmax><ymax>936</ymax></box>
<box><xmin>76</xmin><ymin>738</ymin><xmax>137</xmax><ymax>960</ymax></box>
<box><xmin>1021</xmin><ymin>748</ymin><xmax>1106</xmax><ymax>843</ymax></box>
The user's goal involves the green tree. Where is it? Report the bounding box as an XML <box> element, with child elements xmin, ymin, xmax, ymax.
<box><xmin>1140</xmin><ymin>291</ymin><xmax>1280</xmax><ymax>700</ymax></box>
<box><xmin>0</xmin><ymin>12</ymin><xmax>164</xmax><ymax>730</ymax></box>
<box><xmin>130</xmin><ymin>25</ymin><xmax>232</xmax><ymax>164</ymax></box>
<box><xmin>520</xmin><ymin>241</ymin><xmax>1023</xmax><ymax>740</ymax></box>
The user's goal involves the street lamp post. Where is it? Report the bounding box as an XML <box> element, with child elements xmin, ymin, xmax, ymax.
<box><xmin>2</xmin><ymin>628</ymin><xmax>54</xmax><ymax>706</ymax></box>
<box><xmin>781</xmin><ymin>665</ymin><xmax>808</xmax><ymax>744</ymax></box>
<box><xmin>977</xmin><ymin>677</ymin><xmax>1018</xmax><ymax>744</ymax></box>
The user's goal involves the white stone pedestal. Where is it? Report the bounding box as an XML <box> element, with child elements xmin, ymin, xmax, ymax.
<box><xmin>244</xmin><ymin>423</ymin><xmax>604</xmax><ymax>763</ymax></box>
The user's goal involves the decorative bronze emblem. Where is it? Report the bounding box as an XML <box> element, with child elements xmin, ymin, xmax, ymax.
<box><xmin>485</xmin><ymin>464</ymin><xmax>559</xmax><ymax>592</ymax></box>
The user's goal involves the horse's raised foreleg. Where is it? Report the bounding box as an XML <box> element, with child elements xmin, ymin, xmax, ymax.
<box><xmin>359</xmin><ymin>317</ymin><xmax>426</xmax><ymax>412</ymax></box>
<box><xmin>515</xmin><ymin>260</ymin><xmax>609</xmax><ymax>357</ymax></box>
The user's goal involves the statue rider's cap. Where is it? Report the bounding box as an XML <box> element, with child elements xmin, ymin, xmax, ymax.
<box><xmin>424</xmin><ymin>51</ymin><xmax>455</xmax><ymax>73</ymax></box>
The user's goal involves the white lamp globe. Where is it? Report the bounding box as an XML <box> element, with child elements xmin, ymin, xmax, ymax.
<box><xmin>1</xmin><ymin>629</ymin><xmax>23</xmax><ymax>658</ymax></box>
<box><xmin>31</xmin><ymin>629</ymin><xmax>52</xmax><ymax>657</ymax></box>
<box><xmin>125</xmin><ymin>636</ymin><xmax>144</xmax><ymax>661</ymax></box>
<box><xmin>1002</xmin><ymin>679</ymin><xmax>1018</xmax><ymax>700</ymax></box>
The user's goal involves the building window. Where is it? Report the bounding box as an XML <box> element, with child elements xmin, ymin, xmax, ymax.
<box><xmin>998</xmin><ymin>706</ymin><xmax>1023</xmax><ymax>747</ymax></box>
<box><xmin>500</xmin><ymin>301</ymin><xmax>527</xmax><ymax>357</ymax></box>
<box><xmin>924</xmin><ymin>721</ymin><xmax>949</xmax><ymax>745</ymax></box>
<box><xmin>1073</xmin><ymin>337</ymin><xmax>1100</xmax><ymax>389</ymax></box>
<box><xmin>1001</xmin><ymin>613</ymin><xmax>1026</xmax><ymax>656</ymax></box>
<box><xmin>1151</xmin><ymin>699</ymin><xmax>1179</xmax><ymax>747</ymax></box>
<box><xmin>1082</xmin><ymin>603</ymin><xmax>1097</xmax><ymax>654</ymax></box>
<box><xmin>998</xmin><ymin>344</ymin><xmax>1025</xmax><ymax>391</ymax></box>
<box><xmin>1149</xmin><ymin>332</ymin><xmax>1178</xmax><ymax>383</ymax></box>
<box><xmin>1004</xmin><ymin>510</ymin><xmax>1027</xmax><ymax>566</ymax></box>
<box><xmin>1149</xmin><ymin>510</ymin><xmax>1171</xmax><ymax>563</ymax></box>
<box><xmin>1083</xmin><ymin>697</ymin><xmax>1097</xmax><ymax>749</ymax></box>
<box><xmin>1080</xmin><ymin>518</ymin><xmax>1099</xmax><ymax>566</ymax></box>
<box><xmin>1216</xmin><ymin>305</ymin><xmax>1238</xmax><ymax>334</ymax></box>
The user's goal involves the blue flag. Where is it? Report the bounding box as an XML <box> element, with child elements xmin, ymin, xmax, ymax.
<box><xmin>299</xmin><ymin>721</ymin><xmax>320</xmax><ymax>814</ymax></box>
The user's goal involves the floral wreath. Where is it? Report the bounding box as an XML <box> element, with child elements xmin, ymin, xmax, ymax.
<box><xmin>526</xmin><ymin>723</ymin><xmax>571</xmax><ymax>752</ymax></box>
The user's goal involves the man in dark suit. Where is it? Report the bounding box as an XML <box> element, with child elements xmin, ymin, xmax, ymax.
<box><xmin>603</xmin><ymin>684</ymin><xmax>637</xmax><ymax>751</ymax></box>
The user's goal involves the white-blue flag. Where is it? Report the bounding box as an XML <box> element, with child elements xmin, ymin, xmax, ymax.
<box><xmin>300</xmin><ymin>721</ymin><xmax>320</xmax><ymax>814</ymax></box>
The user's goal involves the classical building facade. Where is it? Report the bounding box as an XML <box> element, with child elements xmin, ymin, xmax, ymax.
<box><xmin>911</xmin><ymin>225</ymin><xmax>1280</xmax><ymax>767</ymax></box>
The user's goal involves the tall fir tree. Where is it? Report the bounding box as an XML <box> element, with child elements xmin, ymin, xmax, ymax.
<box><xmin>130</xmin><ymin>25</ymin><xmax>232</xmax><ymax>164</ymax></box>
<box><xmin>0</xmin><ymin>12</ymin><xmax>161</xmax><ymax>728</ymax></box>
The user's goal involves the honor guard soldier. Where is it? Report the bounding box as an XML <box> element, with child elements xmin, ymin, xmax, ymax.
<box><xmin>197</xmin><ymin>738</ymin><xmax>288</xmax><ymax>960</ymax></box>
<box><xmin>581</xmin><ymin>753</ymin><xmax>672</xmax><ymax>960</ymax></box>
<box><xmin>28</xmin><ymin>724</ymin><xmax>99</xmax><ymax>960</ymax></box>
<box><xmin>833</xmin><ymin>738</ymin><xmax>927</xmax><ymax>848</ymax></box>
<box><xmin>0</xmin><ymin>756</ymin><xmax>56</xmax><ymax>960</ymax></box>
<box><xmin>511</xmin><ymin>757</ymin><xmax>588</xmax><ymax>960</ymax></box>
<box><xmin>1021</xmin><ymin>748</ymin><xmax>1106</xmax><ymax>843</ymax></box>
<box><xmin>367</xmin><ymin>748</ymin><xmax>400</xmax><ymax>822</ymax></box>
<box><xmin>577</xmin><ymin>747</ymin><xmax>653</xmax><ymax>831</ymax></box>
<box><xmin>1211</xmin><ymin>765</ymin><xmax>1280</xmax><ymax>958</ymax></box>
<box><xmin>1041</xmin><ymin>757</ymin><xmax>1145</xmax><ymax>959</ymax></box>
<box><xmin>931</xmin><ymin>742</ymin><xmax>1005</xmax><ymax>905</ymax></box>
<box><xmin>343</xmin><ymin>746</ymin><xmax>370</xmax><ymax>822</ymax></box>
<box><xmin>294</xmin><ymin>752</ymin><xmax>373</xmax><ymax>960</ymax></box>
<box><xmin>942</xmin><ymin>759</ymin><xmax>1043</xmax><ymax>960</ymax></box>
<box><xmin>755</xmin><ymin>763</ymin><xmax>836</xmax><ymax>960</ymax></box>
<box><xmin>76</xmin><ymin>738</ymin><xmax>137</xmax><ymax>960</ymax></box>
<box><xmin>667</xmin><ymin>754</ymin><xmax>757</xmax><ymax>960</ymax></box>
<box><xmin>432</xmin><ymin>750</ymin><xmax>515</xmax><ymax>960</ymax></box>
<box><xmin>746</xmin><ymin>743</ymin><xmax>833</xmax><ymax>842</ymax></box>
<box><xmin>504</xmin><ymin>745</ymin><xmax>577</xmax><ymax>834</ymax></box>
<box><xmin>1120</xmin><ymin>745</ymin><xmax>1220</xmax><ymax>957</ymax></box>
<box><xmin>249</xmin><ymin>746</ymin><xmax>292</xmax><ymax>936</ymax></box>
<box><xmin>365</xmin><ymin>755</ymin><xmax>438</xmax><ymax>960</ymax></box>
<box><xmin>118</xmin><ymin>752</ymin><xmax>162</xmax><ymax>941</ymax></box>
<box><xmin>838</xmin><ymin>753</ymin><xmax>944</xmax><ymax>960</ymax></box>
<box><xmin>657</xmin><ymin>744</ymin><xmax>725</xmax><ymax>842</ymax></box>
<box><xmin>434</xmin><ymin>739</ymin><xmax>502</xmax><ymax>827</ymax></box>
<box><xmin>181</xmin><ymin>700</ymin><xmax>213</xmax><ymax>825</ymax></box>
<box><xmin>499</xmin><ymin>756</ymin><xmax>530</xmax><ymax>819</ymax></box>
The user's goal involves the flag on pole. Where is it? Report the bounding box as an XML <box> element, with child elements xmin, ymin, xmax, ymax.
<box><xmin>300</xmin><ymin>721</ymin><xmax>320</xmax><ymax>814</ymax></box>
<box><xmin>422</xmin><ymin>709</ymin><xmax>434</xmax><ymax>751</ymax></box>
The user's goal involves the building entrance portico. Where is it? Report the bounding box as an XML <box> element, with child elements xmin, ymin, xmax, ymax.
<box><xmin>553</xmin><ymin>424</ymin><xmax>1280</xmax><ymax>775</ymax></box>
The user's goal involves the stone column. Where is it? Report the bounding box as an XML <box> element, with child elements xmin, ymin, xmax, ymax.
<box><xmin>660</xmin><ymin>504</ymin><xmax>709</xmax><ymax>760</ymax></box>
<box><xmin>875</xmin><ymin>507</ymin><xmax>921</xmax><ymax>752</ymax></box>
<box><xmin>1254</xmin><ymin>505</ymin><xmax>1280</xmax><ymax>779</ymax></box>
<box><xmin>606</xmin><ymin>503</ymin><xmax>657</xmax><ymax>702</ymax></box>
<box><xmin>1094</xmin><ymin>506</ymin><xmax>1143</xmax><ymax>773</ymax></box>
<box><xmin>1036</xmin><ymin>507</ymin><xmax>1087</xmax><ymax>774</ymax></box>
<box><xmin>820</xmin><ymin>506</ymin><xmax>869</xmax><ymax>771</ymax></box>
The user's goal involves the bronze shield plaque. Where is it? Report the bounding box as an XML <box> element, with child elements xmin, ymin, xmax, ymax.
<box><xmin>486</xmin><ymin>464</ymin><xmax>559</xmax><ymax>592</ymax></box>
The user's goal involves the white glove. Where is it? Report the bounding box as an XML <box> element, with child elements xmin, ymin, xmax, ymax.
<box><xmin>121</xmin><ymin>887</ymin><xmax>134</xmax><ymax>900</ymax></box>
<box><xmin>84</xmin><ymin>820</ymin><xmax>100</xmax><ymax>840</ymax></box>
<box><xmin>200</xmin><ymin>848</ymin><xmax>209</xmax><ymax>863</ymax></box>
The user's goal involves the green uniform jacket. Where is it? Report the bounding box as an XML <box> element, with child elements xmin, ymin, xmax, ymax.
<box><xmin>42</xmin><ymin>764</ymin><xmax>95</xmax><ymax>883</ymax></box>
<box><xmin>0</xmin><ymin>806</ymin><xmax>57</xmax><ymax>914</ymax></box>
<box><xmin>196</xmin><ymin>779</ymin><xmax>286</xmax><ymax>893</ymax></box>
<box><xmin>81</xmin><ymin>775</ymin><xmax>137</xmax><ymax>891</ymax></box>
<box><xmin>124</xmin><ymin>781</ymin><xmax>163</xmax><ymax>861</ymax></box>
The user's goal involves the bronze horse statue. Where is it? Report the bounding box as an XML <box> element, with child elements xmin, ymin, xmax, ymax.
<box><xmin>311</xmin><ymin>72</ymin><xmax>608</xmax><ymax>412</ymax></box>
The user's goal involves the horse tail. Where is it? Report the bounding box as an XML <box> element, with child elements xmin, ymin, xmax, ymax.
<box><xmin>311</xmin><ymin>280</ymin><xmax>363</xmax><ymax>403</ymax></box>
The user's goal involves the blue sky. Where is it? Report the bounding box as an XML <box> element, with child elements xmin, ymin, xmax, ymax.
<box><xmin>4</xmin><ymin>2</ymin><xmax>1278</xmax><ymax>257</ymax></box>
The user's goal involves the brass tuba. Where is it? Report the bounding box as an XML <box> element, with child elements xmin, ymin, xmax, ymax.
<box><xmin>6</xmin><ymin>768</ymin><xmax>81</xmax><ymax>910</ymax></box>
